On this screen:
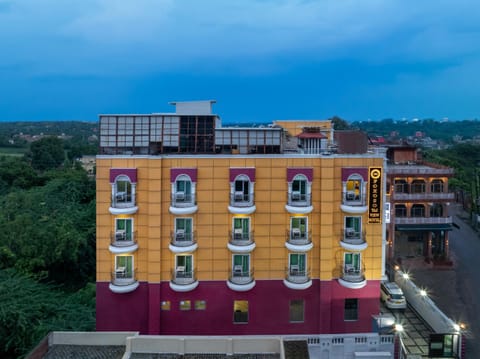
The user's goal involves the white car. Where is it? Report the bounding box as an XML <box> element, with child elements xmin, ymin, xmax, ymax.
<box><xmin>381</xmin><ymin>282</ymin><xmax>407</xmax><ymax>310</ymax></box>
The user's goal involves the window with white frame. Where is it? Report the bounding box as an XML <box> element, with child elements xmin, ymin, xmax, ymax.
<box><xmin>114</xmin><ymin>175</ymin><xmax>132</xmax><ymax>203</ymax></box>
<box><xmin>233</xmin><ymin>175</ymin><xmax>250</xmax><ymax>202</ymax></box>
<box><xmin>115</xmin><ymin>218</ymin><xmax>132</xmax><ymax>241</ymax></box>
<box><xmin>175</xmin><ymin>217</ymin><xmax>192</xmax><ymax>241</ymax></box>
<box><xmin>291</xmin><ymin>175</ymin><xmax>308</xmax><ymax>201</ymax></box>
<box><xmin>115</xmin><ymin>255</ymin><xmax>133</xmax><ymax>278</ymax></box>
<box><xmin>174</xmin><ymin>175</ymin><xmax>192</xmax><ymax>202</ymax></box>
<box><xmin>291</xmin><ymin>217</ymin><xmax>307</xmax><ymax>239</ymax></box>
<box><xmin>344</xmin><ymin>252</ymin><xmax>360</xmax><ymax>273</ymax></box>
<box><xmin>344</xmin><ymin>216</ymin><xmax>361</xmax><ymax>239</ymax></box>
<box><xmin>175</xmin><ymin>254</ymin><xmax>193</xmax><ymax>277</ymax></box>
<box><xmin>233</xmin><ymin>217</ymin><xmax>250</xmax><ymax>240</ymax></box>
<box><xmin>289</xmin><ymin>253</ymin><xmax>306</xmax><ymax>275</ymax></box>
<box><xmin>345</xmin><ymin>176</ymin><xmax>362</xmax><ymax>201</ymax></box>
<box><xmin>232</xmin><ymin>254</ymin><xmax>250</xmax><ymax>276</ymax></box>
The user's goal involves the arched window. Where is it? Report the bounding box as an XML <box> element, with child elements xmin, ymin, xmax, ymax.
<box><xmin>291</xmin><ymin>174</ymin><xmax>308</xmax><ymax>201</ymax></box>
<box><xmin>233</xmin><ymin>175</ymin><xmax>251</xmax><ymax>202</ymax></box>
<box><xmin>394</xmin><ymin>179</ymin><xmax>408</xmax><ymax>193</ymax></box>
<box><xmin>114</xmin><ymin>175</ymin><xmax>132</xmax><ymax>203</ymax></box>
<box><xmin>345</xmin><ymin>175</ymin><xmax>363</xmax><ymax>201</ymax></box>
<box><xmin>430</xmin><ymin>203</ymin><xmax>443</xmax><ymax>217</ymax></box>
<box><xmin>395</xmin><ymin>204</ymin><xmax>407</xmax><ymax>217</ymax></box>
<box><xmin>411</xmin><ymin>204</ymin><xmax>425</xmax><ymax>217</ymax></box>
<box><xmin>411</xmin><ymin>179</ymin><xmax>426</xmax><ymax>194</ymax></box>
<box><xmin>431</xmin><ymin>179</ymin><xmax>444</xmax><ymax>193</ymax></box>
<box><xmin>174</xmin><ymin>175</ymin><xmax>193</xmax><ymax>203</ymax></box>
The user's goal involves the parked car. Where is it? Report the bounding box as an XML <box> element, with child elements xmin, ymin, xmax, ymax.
<box><xmin>381</xmin><ymin>282</ymin><xmax>407</xmax><ymax>309</ymax></box>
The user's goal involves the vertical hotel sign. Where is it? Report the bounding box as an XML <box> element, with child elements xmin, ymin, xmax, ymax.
<box><xmin>368</xmin><ymin>167</ymin><xmax>382</xmax><ymax>223</ymax></box>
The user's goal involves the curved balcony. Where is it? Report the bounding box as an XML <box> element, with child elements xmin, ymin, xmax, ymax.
<box><xmin>339</xmin><ymin>229</ymin><xmax>368</xmax><ymax>251</ymax></box>
<box><xmin>284</xmin><ymin>230</ymin><xmax>313</xmax><ymax>252</ymax></box>
<box><xmin>226</xmin><ymin>267</ymin><xmax>256</xmax><ymax>292</ymax></box>
<box><xmin>169</xmin><ymin>193</ymin><xmax>198</xmax><ymax>215</ymax></box>
<box><xmin>285</xmin><ymin>192</ymin><xmax>313</xmax><ymax>214</ymax></box>
<box><xmin>109</xmin><ymin>193</ymin><xmax>138</xmax><ymax>215</ymax></box>
<box><xmin>283</xmin><ymin>266</ymin><xmax>312</xmax><ymax>290</ymax></box>
<box><xmin>338</xmin><ymin>265</ymin><xmax>367</xmax><ymax>289</ymax></box>
<box><xmin>169</xmin><ymin>268</ymin><xmax>199</xmax><ymax>292</ymax></box>
<box><xmin>109</xmin><ymin>269</ymin><xmax>139</xmax><ymax>294</ymax></box>
<box><xmin>228</xmin><ymin>193</ymin><xmax>256</xmax><ymax>214</ymax></box>
<box><xmin>227</xmin><ymin>231</ymin><xmax>256</xmax><ymax>253</ymax></box>
<box><xmin>340</xmin><ymin>191</ymin><xmax>368</xmax><ymax>214</ymax></box>
<box><xmin>109</xmin><ymin>231</ymin><xmax>139</xmax><ymax>254</ymax></box>
<box><xmin>169</xmin><ymin>231</ymin><xmax>198</xmax><ymax>253</ymax></box>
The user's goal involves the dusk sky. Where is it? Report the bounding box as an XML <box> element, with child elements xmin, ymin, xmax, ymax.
<box><xmin>0</xmin><ymin>0</ymin><xmax>479</xmax><ymax>123</ymax></box>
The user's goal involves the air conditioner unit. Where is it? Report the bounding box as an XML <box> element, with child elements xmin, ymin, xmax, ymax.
<box><xmin>292</xmin><ymin>228</ymin><xmax>301</xmax><ymax>238</ymax></box>
<box><xmin>175</xmin><ymin>191</ymin><xmax>185</xmax><ymax>201</ymax></box>
<box><xmin>346</xmin><ymin>191</ymin><xmax>355</xmax><ymax>201</ymax></box>
<box><xmin>291</xmin><ymin>191</ymin><xmax>301</xmax><ymax>200</ymax></box>
<box><xmin>176</xmin><ymin>229</ymin><xmax>185</xmax><ymax>239</ymax></box>
<box><xmin>345</xmin><ymin>228</ymin><xmax>355</xmax><ymax>237</ymax></box>
<box><xmin>115</xmin><ymin>230</ymin><xmax>126</xmax><ymax>240</ymax></box>
<box><xmin>234</xmin><ymin>228</ymin><xmax>243</xmax><ymax>240</ymax></box>
<box><xmin>234</xmin><ymin>191</ymin><xmax>244</xmax><ymax>201</ymax></box>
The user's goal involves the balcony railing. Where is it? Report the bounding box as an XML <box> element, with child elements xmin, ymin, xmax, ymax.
<box><xmin>111</xmin><ymin>268</ymin><xmax>137</xmax><ymax>286</ymax></box>
<box><xmin>341</xmin><ymin>191</ymin><xmax>366</xmax><ymax>206</ymax></box>
<box><xmin>341</xmin><ymin>265</ymin><xmax>365</xmax><ymax>283</ymax></box>
<box><xmin>391</xmin><ymin>192</ymin><xmax>455</xmax><ymax>201</ymax></box>
<box><xmin>171</xmin><ymin>268</ymin><xmax>197</xmax><ymax>286</ymax></box>
<box><xmin>111</xmin><ymin>192</ymin><xmax>136</xmax><ymax>208</ymax></box>
<box><xmin>229</xmin><ymin>230</ymin><xmax>254</xmax><ymax>246</ymax></box>
<box><xmin>286</xmin><ymin>229</ymin><xmax>312</xmax><ymax>246</ymax></box>
<box><xmin>229</xmin><ymin>193</ymin><xmax>254</xmax><ymax>208</ymax></box>
<box><xmin>285</xmin><ymin>266</ymin><xmax>311</xmax><ymax>284</ymax></box>
<box><xmin>395</xmin><ymin>216</ymin><xmax>453</xmax><ymax>225</ymax></box>
<box><xmin>110</xmin><ymin>230</ymin><xmax>137</xmax><ymax>247</ymax></box>
<box><xmin>341</xmin><ymin>229</ymin><xmax>366</xmax><ymax>245</ymax></box>
<box><xmin>170</xmin><ymin>231</ymin><xmax>197</xmax><ymax>247</ymax></box>
<box><xmin>286</xmin><ymin>192</ymin><xmax>312</xmax><ymax>207</ymax></box>
<box><xmin>228</xmin><ymin>267</ymin><xmax>255</xmax><ymax>285</ymax></box>
<box><xmin>170</xmin><ymin>192</ymin><xmax>196</xmax><ymax>208</ymax></box>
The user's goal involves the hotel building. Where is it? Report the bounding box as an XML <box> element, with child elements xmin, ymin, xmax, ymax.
<box><xmin>96</xmin><ymin>100</ymin><xmax>387</xmax><ymax>335</ymax></box>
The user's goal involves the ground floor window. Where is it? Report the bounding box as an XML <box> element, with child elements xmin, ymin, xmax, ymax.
<box><xmin>289</xmin><ymin>299</ymin><xmax>304</xmax><ymax>323</ymax></box>
<box><xmin>233</xmin><ymin>300</ymin><xmax>248</xmax><ymax>323</ymax></box>
<box><xmin>344</xmin><ymin>298</ymin><xmax>358</xmax><ymax>321</ymax></box>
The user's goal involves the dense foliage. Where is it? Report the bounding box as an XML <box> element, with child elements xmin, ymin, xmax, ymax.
<box><xmin>0</xmin><ymin>136</ymin><xmax>96</xmax><ymax>358</ymax></box>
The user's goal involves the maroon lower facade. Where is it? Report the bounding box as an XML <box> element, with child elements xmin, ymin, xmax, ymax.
<box><xmin>96</xmin><ymin>280</ymin><xmax>381</xmax><ymax>335</ymax></box>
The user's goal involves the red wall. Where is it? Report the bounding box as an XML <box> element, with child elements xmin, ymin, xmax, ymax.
<box><xmin>96</xmin><ymin>280</ymin><xmax>381</xmax><ymax>335</ymax></box>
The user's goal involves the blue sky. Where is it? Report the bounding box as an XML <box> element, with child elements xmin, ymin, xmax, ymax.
<box><xmin>0</xmin><ymin>0</ymin><xmax>479</xmax><ymax>123</ymax></box>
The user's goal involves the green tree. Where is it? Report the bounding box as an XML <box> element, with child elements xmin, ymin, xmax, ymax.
<box><xmin>28</xmin><ymin>136</ymin><xmax>65</xmax><ymax>171</ymax></box>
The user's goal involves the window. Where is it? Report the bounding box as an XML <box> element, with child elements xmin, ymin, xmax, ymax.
<box><xmin>430</xmin><ymin>203</ymin><xmax>443</xmax><ymax>217</ymax></box>
<box><xmin>291</xmin><ymin>175</ymin><xmax>307</xmax><ymax>201</ymax></box>
<box><xmin>411</xmin><ymin>179</ymin><xmax>426</xmax><ymax>193</ymax></box>
<box><xmin>234</xmin><ymin>175</ymin><xmax>250</xmax><ymax>202</ymax></box>
<box><xmin>345</xmin><ymin>177</ymin><xmax>362</xmax><ymax>201</ymax></box>
<box><xmin>344</xmin><ymin>252</ymin><xmax>360</xmax><ymax>273</ymax></box>
<box><xmin>195</xmin><ymin>300</ymin><xmax>207</xmax><ymax>310</ymax></box>
<box><xmin>176</xmin><ymin>255</ymin><xmax>193</xmax><ymax>277</ymax></box>
<box><xmin>115</xmin><ymin>255</ymin><xmax>133</xmax><ymax>278</ymax></box>
<box><xmin>394</xmin><ymin>179</ymin><xmax>408</xmax><ymax>193</ymax></box>
<box><xmin>291</xmin><ymin>217</ymin><xmax>307</xmax><ymax>239</ymax></box>
<box><xmin>233</xmin><ymin>300</ymin><xmax>249</xmax><ymax>323</ymax></box>
<box><xmin>289</xmin><ymin>299</ymin><xmax>304</xmax><ymax>322</ymax></box>
<box><xmin>175</xmin><ymin>217</ymin><xmax>193</xmax><ymax>241</ymax></box>
<box><xmin>344</xmin><ymin>298</ymin><xmax>358</xmax><ymax>321</ymax></box>
<box><xmin>411</xmin><ymin>204</ymin><xmax>425</xmax><ymax>217</ymax></box>
<box><xmin>233</xmin><ymin>217</ymin><xmax>250</xmax><ymax>240</ymax></box>
<box><xmin>161</xmin><ymin>301</ymin><xmax>171</xmax><ymax>311</ymax></box>
<box><xmin>232</xmin><ymin>254</ymin><xmax>250</xmax><ymax>276</ymax></box>
<box><xmin>114</xmin><ymin>175</ymin><xmax>132</xmax><ymax>203</ymax></box>
<box><xmin>289</xmin><ymin>253</ymin><xmax>306</xmax><ymax>275</ymax></box>
<box><xmin>395</xmin><ymin>204</ymin><xmax>407</xmax><ymax>217</ymax></box>
<box><xmin>431</xmin><ymin>179</ymin><xmax>444</xmax><ymax>193</ymax></box>
<box><xmin>115</xmin><ymin>218</ymin><xmax>133</xmax><ymax>241</ymax></box>
<box><xmin>179</xmin><ymin>300</ymin><xmax>191</xmax><ymax>311</ymax></box>
<box><xmin>344</xmin><ymin>216</ymin><xmax>361</xmax><ymax>239</ymax></box>
<box><xmin>175</xmin><ymin>175</ymin><xmax>192</xmax><ymax>202</ymax></box>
